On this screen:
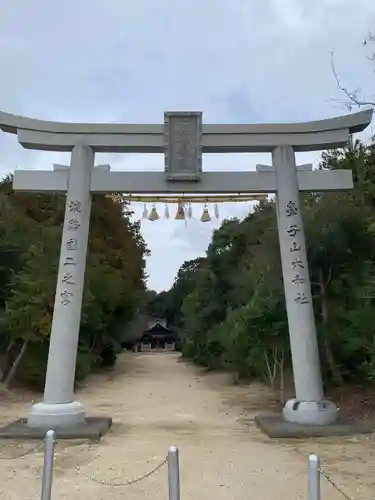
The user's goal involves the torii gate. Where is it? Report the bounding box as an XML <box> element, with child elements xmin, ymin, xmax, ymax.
<box><xmin>0</xmin><ymin>109</ymin><xmax>372</xmax><ymax>434</ymax></box>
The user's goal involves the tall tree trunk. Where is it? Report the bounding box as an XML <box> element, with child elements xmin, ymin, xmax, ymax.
<box><xmin>3</xmin><ymin>341</ymin><xmax>28</xmax><ymax>388</ymax></box>
<box><xmin>0</xmin><ymin>340</ymin><xmax>15</xmax><ymax>380</ymax></box>
<box><xmin>278</xmin><ymin>348</ymin><xmax>285</xmax><ymax>405</ymax></box>
<box><xmin>319</xmin><ymin>268</ymin><xmax>343</xmax><ymax>386</ymax></box>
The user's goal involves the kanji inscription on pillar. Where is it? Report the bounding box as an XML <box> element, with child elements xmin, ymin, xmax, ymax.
<box><xmin>60</xmin><ymin>289</ymin><xmax>73</xmax><ymax>306</ymax></box>
<box><xmin>68</xmin><ymin>200</ymin><xmax>82</xmax><ymax>213</ymax></box>
<box><xmin>60</xmin><ymin>198</ymin><xmax>83</xmax><ymax>305</ymax></box>
<box><xmin>285</xmin><ymin>200</ymin><xmax>299</xmax><ymax>217</ymax></box>
<box><xmin>68</xmin><ymin>217</ymin><xmax>80</xmax><ymax>231</ymax></box>
<box><xmin>64</xmin><ymin>256</ymin><xmax>76</xmax><ymax>267</ymax></box>
<box><xmin>285</xmin><ymin>201</ymin><xmax>309</xmax><ymax>305</ymax></box>
<box><xmin>287</xmin><ymin>224</ymin><xmax>300</xmax><ymax>237</ymax></box>
<box><xmin>292</xmin><ymin>273</ymin><xmax>305</xmax><ymax>284</ymax></box>
<box><xmin>66</xmin><ymin>238</ymin><xmax>78</xmax><ymax>251</ymax></box>
<box><xmin>164</xmin><ymin>111</ymin><xmax>202</xmax><ymax>181</ymax></box>
<box><xmin>294</xmin><ymin>292</ymin><xmax>309</xmax><ymax>305</ymax></box>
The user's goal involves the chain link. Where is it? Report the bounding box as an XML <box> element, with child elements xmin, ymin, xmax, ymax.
<box><xmin>80</xmin><ymin>456</ymin><xmax>168</xmax><ymax>487</ymax></box>
<box><xmin>0</xmin><ymin>441</ymin><xmax>43</xmax><ymax>460</ymax></box>
<box><xmin>319</xmin><ymin>465</ymin><xmax>354</xmax><ymax>500</ymax></box>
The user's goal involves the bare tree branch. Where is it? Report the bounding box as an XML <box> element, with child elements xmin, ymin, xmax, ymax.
<box><xmin>325</xmin><ymin>265</ymin><xmax>332</xmax><ymax>288</ymax></box>
<box><xmin>363</xmin><ymin>31</ymin><xmax>375</xmax><ymax>74</ymax></box>
<box><xmin>330</xmin><ymin>50</ymin><xmax>375</xmax><ymax>109</ymax></box>
<box><xmin>363</xmin><ymin>31</ymin><xmax>375</xmax><ymax>46</ymax></box>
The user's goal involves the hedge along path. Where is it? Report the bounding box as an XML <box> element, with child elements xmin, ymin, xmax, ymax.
<box><xmin>0</xmin><ymin>352</ymin><xmax>373</xmax><ymax>500</ymax></box>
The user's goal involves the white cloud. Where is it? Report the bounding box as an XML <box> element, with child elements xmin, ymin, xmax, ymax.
<box><xmin>0</xmin><ymin>0</ymin><xmax>374</xmax><ymax>291</ymax></box>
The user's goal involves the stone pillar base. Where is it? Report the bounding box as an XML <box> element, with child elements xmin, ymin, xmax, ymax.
<box><xmin>283</xmin><ymin>398</ymin><xmax>338</xmax><ymax>425</ymax></box>
<box><xmin>27</xmin><ymin>401</ymin><xmax>86</xmax><ymax>428</ymax></box>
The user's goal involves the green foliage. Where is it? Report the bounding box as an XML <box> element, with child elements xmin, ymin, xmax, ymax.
<box><xmin>159</xmin><ymin>137</ymin><xmax>375</xmax><ymax>389</ymax></box>
<box><xmin>0</xmin><ymin>177</ymin><xmax>148</xmax><ymax>387</ymax></box>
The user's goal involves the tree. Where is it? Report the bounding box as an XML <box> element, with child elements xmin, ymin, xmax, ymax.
<box><xmin>0</xmin><ymin>177</ymin><xmax>149</xmax><ymax>387</ymax></box>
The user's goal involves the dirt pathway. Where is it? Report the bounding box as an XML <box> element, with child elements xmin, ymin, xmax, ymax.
<box><xmin>0</xmin><ymin>352</ymin><xmax>374</xmax><ymax>500</ymax></box>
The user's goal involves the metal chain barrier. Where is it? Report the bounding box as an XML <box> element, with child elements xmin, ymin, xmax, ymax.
<box><xmin>319</xmin><ymin>465</ymin><xmax>354</xmax><ymax>500</ymax></box>
<box><xmin>0</xmin><ymin>429</ymin><xmax>357</xmax><ymax>500</ymax></box>
<box><xmin>81</xmin><ymin>456</ymin><xmax>168</xmax><ymax>487</ymax></box>
<box><xmin>308</xmin><ymin>454</ymin><xmax>354</xmax><ymax>500</ymax></box>
<box><xmin>0</xmin><ymin>440</ymin><xmax>44</xmax><ymax>459</ymax></box>
<box><xmin>35</xmin><ymin>430</ymin><xmax>181</xmax><ymax>500</ymax></box>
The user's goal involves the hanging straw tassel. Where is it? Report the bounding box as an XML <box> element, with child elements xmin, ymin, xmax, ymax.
<box><xmin>187</xmin><ymin>204</ymin><xmax>193</xmax><ymax>219</ymax></box>
<box><xmin>142</xmin><ymin>203</ymin><xmax>148</xmax><ymax>219</ymax></box>
<box><xmin>175</xmin><ymin>203</ymin><xmax>185</xmax><ymax>220</ymax></box>
<box><xmin>164</xmin><ymin>204</ymin><xmax>170</xmax><ymax>219</ymax></box>
<box><xmin>214</xmin><ymin>203</ymin><xmax>219</xmax><ymax>219</ymax></box>
<box><xmin>201</xmin><ymin>205</ymin><xmax>211</xmax><ymax>222</ymax></box>
<box><xmin>148</xmin><ymin>205</ymin><xmax>159</xmax><ymax>221</ymax></box>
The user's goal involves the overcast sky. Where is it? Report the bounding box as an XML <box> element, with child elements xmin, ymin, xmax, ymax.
<box><xmin>0</xmin><ymin>0</ymin><xmax>374</xmax><ymax>291</ymax></box>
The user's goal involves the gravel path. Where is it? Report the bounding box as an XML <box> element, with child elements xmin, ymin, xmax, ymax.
<box><xmin>0</xmin><ymin>352</ymin><xmax>374</xmax><ymax>500</ymax></box>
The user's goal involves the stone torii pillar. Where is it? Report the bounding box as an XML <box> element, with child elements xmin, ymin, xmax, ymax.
<box><xmin>0</xmin><ymin>108</ymin><xmax>372</xmax><ymax>434</ymax></box>
<box><xmin>256</xmin><ymin>158</ymin><xmax>335</xmax><ymax>425</ymax></box>
<box><xmin>27</xmin><ymin>159</ymin><xmax>110</xmax><ymax>428</ymax></box>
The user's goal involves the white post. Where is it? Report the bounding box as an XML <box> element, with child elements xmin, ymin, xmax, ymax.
<box><xmin>27</xmin><ymin>143</ymin><xmax>94</xmax><ymax>428</ymax></box>
<box><xmin>272</xmin><ymin>145</ymin><xmax>337</xmax><ymax>425</ymax></box>
<box><xmin>40</xmin><ymin>430</ymin><xmax>56</xmax><ymax>500</ymax></box>
<box><xmin>308</xmin><ymin>454</ymin><xmax>321</xmax><ymax>500</ymax></box>
<box><xmin>168</xmin><ymin>446</ymin><xmax>180</xmax><ymax>500</ymax></box>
